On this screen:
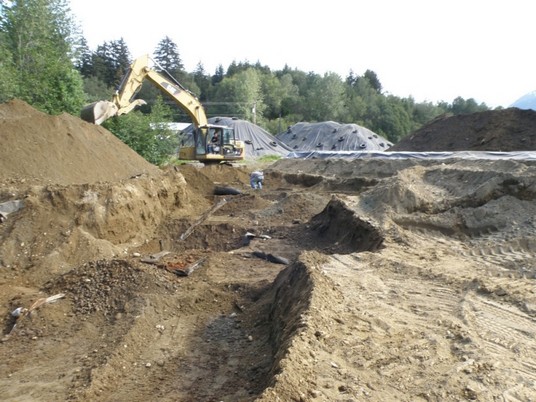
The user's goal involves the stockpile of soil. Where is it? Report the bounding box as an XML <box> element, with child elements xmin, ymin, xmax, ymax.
<box><xmin>0</xmin><ymin>99</ymin><xmax>160</xmax><ymax>185</ymax></box>
<box><xmin>279</xmin><ymin>121</ymin><xmax>392</xmax><ymax>152</ymax></box>
<box><xmin>389</xmin><ymin>107</ymin><xmax>536</xmax><ymax>151</ymax></box>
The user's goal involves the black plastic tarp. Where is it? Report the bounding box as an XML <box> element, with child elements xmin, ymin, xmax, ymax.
<box><xmin>278</xmin><ymin>121</ymin><xmax>393</xmax><ymax>152</ymax></box>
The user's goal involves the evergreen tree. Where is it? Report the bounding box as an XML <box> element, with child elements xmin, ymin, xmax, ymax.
<box><xmin>74</xmin><ymin>37</ymin><xmax>94</xmax><ymax>78</ymax></box>
<box><xmin>226</xmin><ymin>60</ymin><xmax>240</xmax><ymax>77</ymax></box>
<box><xmin>193</xmin><ymin>62</ymin><xmax>210</xmax><ymax>101</ymax></box>
<box><xmin>87</xmin><ymin>40</ymin><xmax>131</xmax><ymax>88</ymax></box>
<box><xmin>107</xmin><ymin>38</ymin><xmax>131</xmax><ymax>88</ymax></box>
<box><xmin>211</xmin><ymin>64</ymin><xmax>225</xmax><ymax>86</ymax></box>
<box><xmin>153</xmin><ymin>36</ymin><xmax>183</xmax><ymax>79</ymax></box>
<box><xmin>363</xmin><ymin>69</ymin><xmax>382</xmax><ymax>93</ymax></box>
<box><xmin>91</xmin><ymin>42</ymin><xmax>115</xmax><ymax>87</ymax></box>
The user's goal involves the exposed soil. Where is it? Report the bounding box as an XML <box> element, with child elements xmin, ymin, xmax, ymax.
<box><xmin>2</xmin><ymin>100</ymin><xmax>536</xmax><ymax>401</ymax></box>
<box><xmin>389</xmin><ymin>107</ymin><xmax>536</xmax><ymax>152</ymax></box>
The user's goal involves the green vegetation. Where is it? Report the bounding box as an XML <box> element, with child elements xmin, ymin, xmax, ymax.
<box><xmin>257</xmin><ymin>155</ymin><xmax>282</xmax><ymax>163</ymax></box>
<box><xmin>102</xmin><ymin>96</ymin><xmax>178</xmax><ymax>165</ymax></box>
<box><xmin>0</xmin><ymin>0</ymin><xmax>85</xmax><ymax>114</ymax></box>
<box><xmin>0</xmin><ymin>0</ymin><xmax>493</xmax><ymax>165</ymax></box>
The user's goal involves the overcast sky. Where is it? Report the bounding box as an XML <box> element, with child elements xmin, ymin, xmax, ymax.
<box><xmin>69</xmin><ymin>0</ymin><xmax>535</xmax><ymax>108</ymax></box>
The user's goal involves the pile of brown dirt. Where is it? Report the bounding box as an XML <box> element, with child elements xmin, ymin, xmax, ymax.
<box><xmin>0</xmin><ymin>99</ymin><xmax>160</xmax><ymax>185</ymax></box>
<box><xmin>389</xmin><ymin>107</ymin><xmax>536</xmax><ymax>151</ymax></box>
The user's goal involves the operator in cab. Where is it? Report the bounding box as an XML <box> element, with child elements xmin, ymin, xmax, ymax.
<box><xmin>208</xmin><ymin>130</ymin><xmax>220</xmax><ymax>154</ymax></box>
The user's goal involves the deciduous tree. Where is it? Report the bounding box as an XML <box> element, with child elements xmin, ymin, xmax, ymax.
<box><xmin>213</xmin><ymin>69</ymin><xmax>264</xmax><ymax>122</ymax></box>
<box><xmin>0</xmin><ymin>0</ymin><xmax>85</xmax><ymax>114</ymax></box>
<box><xmin>103</xmin><ymin>96</ymin><xmax>177</xmax><ymax>165</ymax></box>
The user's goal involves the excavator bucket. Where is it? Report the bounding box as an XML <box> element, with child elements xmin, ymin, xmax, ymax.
<box><xmin>80</xmin><ymin>101</ymin><xmax>118</xmax><ymax>125</ymax></box>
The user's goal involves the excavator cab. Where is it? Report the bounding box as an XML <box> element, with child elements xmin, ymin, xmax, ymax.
<box><xmin>184</xmin><ymin>124</ymin><xmax>244</xmax><ymax>162</ymax></box>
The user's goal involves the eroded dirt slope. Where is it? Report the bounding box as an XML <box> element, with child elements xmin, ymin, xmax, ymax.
<box><xmin>0</xmin><ymin>99</ymin><xmax>159</xmax><ymax>186</ymax></box>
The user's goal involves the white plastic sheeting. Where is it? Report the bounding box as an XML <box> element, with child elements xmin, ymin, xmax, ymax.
<box><xmin>286</xmin><ymin>150</ymin><xmax>536</xmax><ymax>160</ymax></box>
<box><xmin>511</xmin><ymin>91</ymin><xmax>536</xmax><ymax>110</ymax></box>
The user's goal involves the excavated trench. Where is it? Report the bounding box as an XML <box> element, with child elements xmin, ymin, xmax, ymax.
<box><xmin>115</xmin><ymin>193</ymin><xmax>386</xmax><ymax>400</ymax></box>
<box><xmin>1</xmin><ymin>168</ymin><xmax>386</xmax><ymax>401</ymax></box>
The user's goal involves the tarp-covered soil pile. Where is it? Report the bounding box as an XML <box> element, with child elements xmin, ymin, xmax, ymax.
<box><xmin>2</xmin><ymin>100</ymin><xmax>536</xmax><ymax>401</ymax></box>
<box><xmin>389</xmin><ymin>107</ymin><xmax>536</xmax><ymax>152</ymax></box>
<box><xmin>180</xmin><ymin>116</ymin><xmax>293</xmax><ymax>159</ymax></box>
<box><xmin>279</xmin><ymin>121</ymin><xmax>393</xmax><ymax>153</ymax></box>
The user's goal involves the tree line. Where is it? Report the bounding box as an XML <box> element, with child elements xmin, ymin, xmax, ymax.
<box><xmin>0</xmin><ymin>0</ymin><xmax>492</xmax><ymax>164</ymax></box>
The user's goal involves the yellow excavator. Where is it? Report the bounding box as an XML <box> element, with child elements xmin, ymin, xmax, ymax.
<box><xmin>80</xmin><ymin>54</ymin><xmax>244</xmax><ymax>162</ymax></box>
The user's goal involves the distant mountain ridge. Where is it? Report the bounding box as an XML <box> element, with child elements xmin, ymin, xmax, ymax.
<box><xmin>511</xmin><ymin>90</ymin><xmax>536</xmax><ymax>110</ymax></box>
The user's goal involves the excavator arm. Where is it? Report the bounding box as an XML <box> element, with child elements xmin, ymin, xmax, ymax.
<box><xmin>80</xmin><ymin>54</ymin><xmax>208</xmax><ymax>128</ymax></box>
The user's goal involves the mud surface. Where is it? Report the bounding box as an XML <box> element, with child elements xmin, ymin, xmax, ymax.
<box><xmin>2</xmin><ymin>100</ymin><xmax>536</xmax><ymax>401</ymax></box>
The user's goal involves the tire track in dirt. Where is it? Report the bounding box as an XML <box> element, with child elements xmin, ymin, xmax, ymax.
<box><xmin>462</xmin><ymin>235</ymin><xmax>536</xmax><ymax>279</ymax></box>
<box><xmin>461</xmin><ymin>294</ymin><xmax>536</xmax><ymax>356</ymax></box>
<box><xmin>460</xmin><ymin>293</ymin><xmax>536</xmax><ymax>399</ymax></box>
<box><xmin>318</xmin><ymin>242</ymin><xmax>536</xmax><ymax>401</ymax></box>
<box><xmin>317</xmin><ymin>253</ymin><xmax>465</xmax><ymax>399</ymax></box>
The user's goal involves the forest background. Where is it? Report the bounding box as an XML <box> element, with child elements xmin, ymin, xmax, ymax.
<box><xmin>0</xmin><ymin>0</ymin><xmax>493</xmax><ymax>165</ymax></box>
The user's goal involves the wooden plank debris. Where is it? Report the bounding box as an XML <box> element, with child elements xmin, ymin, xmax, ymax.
<box><xmin>141</xmin><ymin>250</ymin><xmax>171</xmax><ymax>265</ymax></box>
<box><xmin>168</xmin><ymin>257</ymin><xmax>207</xmax><ymax>277</ymax></box>
<box><xmin>179</xmin><ymin>198</ymin><xmax>228</xmax><ymax>241</ymax></box>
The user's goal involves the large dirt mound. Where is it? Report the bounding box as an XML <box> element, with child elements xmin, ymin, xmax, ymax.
<box><xmin>0</xmin><ymin>99</ymin><xmax>160</xmax><ymax>185</ymax></box>
<box><xmin>389</xmin><ymin>107</ymin><xmax>536</xmax><ymax>152</ymax></box>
